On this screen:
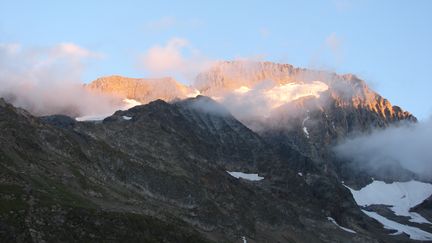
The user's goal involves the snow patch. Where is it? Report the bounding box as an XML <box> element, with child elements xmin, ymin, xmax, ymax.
<box><xmin>347</xmin><ymin>180</ymin><xmax>432</xmax><ymax>224</ymax></box>
<box><xmin>75</xmin><ymin>114</ymin><xmax>110</xmax><ymax>121</ymax></box>
<box><xmin>327</xmin><ymin>217</ymin><xmax>356</xmax><ymax>234</ymax></box>
<box><xmin>303</xmin><ymin>127</ymin><xmax>310</xmax><ymax>138</ymax></box>
<box><xmin>264</xmin><ymin>81</ymin><xmax>328</xmax><ymax>109</ymax></box>
<box><xmin>122</xmin><ymin>116</ymin><xmax>132</xmax><ymax>120</ymax></box>
<box><xmin>298</xmin><ymin>172</ymin><xmax>303</xmax><ymax>177</ymax></box>
<box><xmin>241</xmin><ymin>236</ymin><xmax>247</xmax><ymax>243</ymax></box>
<box><xmin>235</xmin><ymin>86</ymin><xmax>251</xmax><ymax>94</ymax></box>
<box><xmin>227</xmin><ymin>171</ymin><xmax>264</xmax><ymax>181</ymax></box>
<box><xmin>210</xmin><ymin>80</ymin><xmax>328</xmax><ymax>120</ymax></box>
<box><xmin>187</xmin><ymin>89</ymin><xmax>201</xmax><ymax>97</ymax></box>
<box><xmin>302</xmin><ymin>115</ymin><xmax>310</xmax><ymax>138</ymax></box>
<box><xmin>76</xmin><ymin>98</ymin><xmax>141</xmax><ymax>121</ymax></box>
<box><xmin>122</xmin><ymin>98</ymin><xmax>141</xmax><ymax>109</ymax></box>
<box><xmin>362</xmin><ymin>210</ymin><xmax>432</xmax><ymax>241</ymax></box>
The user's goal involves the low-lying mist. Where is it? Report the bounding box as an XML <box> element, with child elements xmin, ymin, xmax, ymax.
<box><xmin>334</xmin><ymin>118</ymin><xmax>432</xmax><ymax>180</ymax></box>
<box><xmin>0</xmin><ymin>43</ymin><xmax>123</xmax><ymax>117</ymax></box>
<box><xmin>212</xmin><ymin>79</ymin><xmax>329</xmax><ymax>121</ymax></box>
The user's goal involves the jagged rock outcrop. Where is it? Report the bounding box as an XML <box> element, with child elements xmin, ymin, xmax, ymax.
<box><xmin>196</xmin><ymin>61</ymin><xmax>415</xmax><ymax>123</ymax></box>
<box><xmin>86</xmin><ymin>75</ymin><xmax>199</xmax><ymax>104</ymax></box>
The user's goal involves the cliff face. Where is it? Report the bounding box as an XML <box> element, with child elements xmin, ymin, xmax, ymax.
<box><xmin>195</xmin><ymin>61</ymin><xmax>415</xmax><ymax>124</ymax></box>
<box><xmin>195</xmin><ymin>61</ymin><xmax>301</xmax><ymax>94</ymax></box>
<box><xmin>85</xmin><ymin>75</ymin><xmax>198</xmax><ymax>104</ymax></box>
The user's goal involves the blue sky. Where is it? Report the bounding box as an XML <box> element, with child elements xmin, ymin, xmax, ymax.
<box><xmin>0</xmin><ymin>0</ymin><xmax>431</xmax><ymax>119</ymax></box>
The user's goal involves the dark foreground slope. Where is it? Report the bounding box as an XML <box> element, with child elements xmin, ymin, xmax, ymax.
<box><xmin>0</xmin><ymin>96</ymin><xmax>414</xmax><ymax>242</ymax></box>
<box><xmin>0</xmin><ymin>98</ymin><xmax>209</xmax><ymax>242</ymax></box>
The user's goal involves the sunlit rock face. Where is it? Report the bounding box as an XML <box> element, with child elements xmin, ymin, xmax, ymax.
<box><xmin>86</xmin><ymin>62</ymin><xmax>415</xmax><ymax>125</ymax></box>
<box><xmin>86</xmin><ymin>75</ymin><xmax>199</xmax><ymax>105</ymax></box>
<box><xmin>195</xmin><ymin>61</ymin><xmax>302</xmax><ymax>95</ymax></box>
<box><xmin>195</xmin><ymin>61</ymin><xmax>415</xmax><ymax>123</ymax></box>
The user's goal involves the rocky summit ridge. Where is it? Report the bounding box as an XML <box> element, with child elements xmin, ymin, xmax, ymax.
<box><xmin>85</xmin><ymin>75</ymin><xmax>198</xmax><ymax>104</ymax></box>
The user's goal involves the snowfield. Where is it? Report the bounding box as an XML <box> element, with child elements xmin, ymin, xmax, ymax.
<box><xmin>348</xmin><ymin>180</ymin><xmax>432</xmax><ymax>224</ymax></box>
<box><xmin>227</xmin><ymin>171</ymin><xmax>264</xmax><ymax>181</ymax></box>
<box><xmin>347</xmin><ymin>180</ymin><xmax>432</xmax><ymax>240</ymax></box>
<box><xmin>362</xmin><ymin>210</ymin><xmax>432</xmax><ymax>241</ymax></box>
<box><xmin>264</xmin><ymin>81</ymin><xmax>328</xmax><ymax>109</ymax></box>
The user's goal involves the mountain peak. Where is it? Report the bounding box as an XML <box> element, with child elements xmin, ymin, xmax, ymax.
<box><xmin>85</xmin><ymin>61</ymin><xmax>415</xmax><ymax>124</ymax></box>
<box><xmin>86</xmin><ymin>75</ymin><xmax>199</xmax><ymax>104</ymax></box>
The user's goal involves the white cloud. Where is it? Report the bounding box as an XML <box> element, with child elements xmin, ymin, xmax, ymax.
<box><xmin>0</xmin><ymin>43</ymin><xmax>119</xmax><ymax>116</ymax></box>
<box><xmin>0</xmin><ymin>43</ymin><xmax>20</xmax><ymax>54</ymax></box>
<box><xmin>139</xmin><ymin>37</ymin><xmax>215</xmax><ymax>81</ymax></box>
<box><xmin>334</xmin><ymin>118</ymin><xmax>432</xmax><ymax>179</ymax></box>
<box><xmin>212</xmin><ymin>80</ymin><xmax>329</xmax><ymax>121</ymax></box>
<box><xmin>142</xmin><ymin>38</ymin><xmax>189</xmax><ymax>73</ymax></box>
<box><xmin>52</xmin><ymin>43</ymin><xmax>103</xmax><ymax>59</ymax></box>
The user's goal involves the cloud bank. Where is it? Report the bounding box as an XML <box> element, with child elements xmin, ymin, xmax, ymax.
<box><xmin>213</xmin><ymin>80</ymin><xmax>329</xmax><ymax>121</ymax></box>
<box><xmin>0</xmin><ymin>42</ymin><xmax>121</xmax><ymax>117</ymax></box>
<box><xmin>334</xmin><ymin>118</ymin><xmax>432</xmax><ymax>179</ymax></box>
<box><xmin>139</xmin><ymin>38</ymin><xmax>215</xmax><ymax>82</ymax></box>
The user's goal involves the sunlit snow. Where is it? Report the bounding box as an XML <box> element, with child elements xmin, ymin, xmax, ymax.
<box><xmin>264</xmin><ymin>81</ymin><xmax>328</xmax><ymax>109</ymax></box>
<box><xmin>122</xmin><ymin>98</ymin><xmax>142</xmax><ymax>109</ymax></box>
<box><xmin>234</xmin><ymin>86</ymin><xmax>251</xmax><ymax>94</ymax></box>
<box><xmin>187</xmin><ymin>89</ymin><xmax>201</xmax><ymax>97</ymax></box>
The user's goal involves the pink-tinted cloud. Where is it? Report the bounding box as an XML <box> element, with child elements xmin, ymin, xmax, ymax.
<box><xmin>0</xmin><ymin>43</ymin><xmax>119</xmax><ymax>117</ymax></box>
<box><xmin>139</xmin><ymin>37</ymin><xmax>215</xmax><ymax>81</ymax></box>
